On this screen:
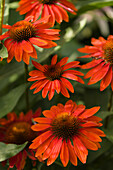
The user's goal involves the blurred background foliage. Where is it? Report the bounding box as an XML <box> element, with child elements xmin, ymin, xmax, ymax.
<box><xmin>1</xmin><ymin>0</ymin><xmax>113</xmax><ymax>169</ymax></box>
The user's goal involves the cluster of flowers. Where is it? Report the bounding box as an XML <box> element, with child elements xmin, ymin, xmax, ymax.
<box><xmin>1</xmin><ymin>0</ymin><xmax>113</xmax><ymax>169</ymax></box>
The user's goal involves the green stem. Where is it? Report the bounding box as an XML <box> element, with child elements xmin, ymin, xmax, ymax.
<box><xmin>107</xmin><ymin>91</ymin><xmax>113</xmax><ymax>112</ymax></box>
<box><xmin>0</xmin><ymin>0</ymin><xmax>5</xmax><ymax>35</ymax></box>
<box><xmin>104</xmin><ymin>90</ymin><xmax>113</xmax><ymax>128</ymax></box>
<box><xmin>24</xmin><ymin>63</ymin><xmax>29</xmax><ymax>111</ymax></box>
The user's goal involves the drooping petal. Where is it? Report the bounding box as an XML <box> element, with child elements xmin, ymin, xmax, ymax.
<box><xmin>21</xmin><ymin>40</ymin><xmax>33</xmax><ymax>53</ymax></box>
<box><xmin>54</xmin><ymin>79</ymin><xmax>61</xmax><ymax>94</ymax></box>
<box><xmin>48</xmin><ymin>81</ymin><xmax>55</xmax><ymax>100</ymax></box>
<box><xmin>100</xmin><ymin>66</ymin><xmax>112</xmax><ymax>91</ymax></box>
<box><xmin>88</xmin><ymin>63</ymin><xmax>110</xmax><ymax>85</ymax></box>
<box><xmin>29</xmin><ymin>37</ymin><xmax>48</xmax><ymax>46</ymax></box>
<box><xmin>60</xmin><ymin>77</ymin><xmax>74</xmax><ymax>93</ymax></box>
<box><xmin>47</xmin><ymin>138</ymin><xmax>62</xmax><ymax>166</ymax></box>
<box><xmin>60</xmin><ymin>140</ymin><xmax>69</xmax><ymax>167</ymax></box>
<box><xmin>51</xmin><ymin>4</ymin><xmax>63</xmax><ymax>23</ymax></box>
<box><xmin>80</xmin><ymin>129</ymin><xmax>102</xmax><ymax>142</ymax></box>
<box><xmin>29</xmin><ymin>131</ymin><xmax>52</xmax><ymax>149</ymax></box>
<box><xmin>84</xmin><ymin>62</ymin><xmax>105</xmax><ymax>79</ymax></box>
<box><xmin>67</xmin><ymin>140</ymin><xmax>77</xmax><ymax>166</ymax></box>
<box><xmin>42</xmin><ymin>81</ymin><xmax>51</xmax><ymax>98</ymax></box>
<box><xmin>35</xmin><ymin>136</ymin><xmax>54</xmax><ymax>157</ymax></box>
<box><xmin>42</xmin><ymin>137</ymin><xmax>59</xmax><ymax>160</ymax></box>
<box><xmin>79</xmin><ymin>135</ymin><xmax>98</xmax><ymax>150</ymax></box>
<box><xmin>81</xmin><ymin>59</ymin><xmax>103</xmax><ymax>69</ymax></box>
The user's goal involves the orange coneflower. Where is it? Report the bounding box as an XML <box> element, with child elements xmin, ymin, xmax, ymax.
<box><xmin>17</xmin><ymin>0</ymin><xmax>77</xmax><ymax>26</ymax></box>
<box><xmin>0</xmin><ymin>108</ymin><xmax>41</xmax><ymax>170</ymax></box>
<box><xmin>0</xmin><ymin>17</ymin><xmax>60</xmax><ymax>64</ymax></box>
<box><xmin>78</xmin><ymin>36</ymin><xmax>113</xmax><ymax>91</ymax></box>
<box><xmin>29</xmin><ymin>100</ymin><xmax>105</xmax><ymax>167</ymax></box>
<box><xmin>28</xmin><ymin>55</ymin><xmax>84</xmax><ymax>100</ymax></box>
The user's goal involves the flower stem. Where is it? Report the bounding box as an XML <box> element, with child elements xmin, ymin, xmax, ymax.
<box><xmin>104</xmin><ymin>90</ymin><xmax>113</xmax><ymax>128</ymax></box>
<box><xmin>107</xmin><ymin>91</ymin><xmax>113</xmax><ymax>111</ymax></box>
<box><xmin>0</xmin><ymin>0</ymin><xmax>5</xmax><ymax>35</ymax></box>
<box><xmin>24</xmin><ymin>63</ymin><xmax>29</xmax><ymax>111</ymax></box>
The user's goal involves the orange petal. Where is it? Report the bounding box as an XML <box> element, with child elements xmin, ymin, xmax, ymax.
<box><xmin>35</xmin><ymin>136</ymin><xmax>54</xmax><ymax>157</ymax></box>
<box><xmin>29</xmin><ymin>131</ymin><xmax>52</xmax><ymax>149</ymax></box>
<box><xmin>51</xmin><ymin>55</ymin><xmax>57</xmax><ymax>65</ymax></box>
<box><xmin>73</xmin><ymin>104</ymin><xmax>85</xmax><ymax>117</ymax></box>
<box><xmin>21</xmin><ymin>40</ymin><xmax>33</xmax><ymax>53</ymax></box>
<box><xmin>88</xmin><ymin>63</ymin><xmax>110</xmax><ymax>85</ymax></box>
<box><xmin>67</xmin><ymin>140</ymin><xmax>77</xmax><ymax>166</ymax></box>
<box><xmin>79</xmin><ymin>135</ymin><xmax>98</xmax><ymax>151</ymax></box>
<box><xmin>100</xmin><ymin>66</ymin><xmax>112</xmax><ymax>91</ymax></box>
<box><xmin>60</xmin><ymin>140</ymin><xmax>69</xmax><ymax>167</ymax></box>
<box><xmin>80</xmin><ymin>129</ymin><xmax>102</xmax><ymax>142</ymax></box>
<box><xmin>30</xmin><ymin>37</ymin><xmax>48</xmax><ymax>46</ymax></box>
<box><xmin>33</xmin><ymin>117</ymin><xmax>52</xmax><ymax>124</ymax></box>
<box><xmin>79</xmin><ymin>107</ymin><xmax>100</xmax><ymax>119</ymax></box>
<box><xmin>31</xmin><ymin>124</ymin><xmax>51</xmax><ymax>131</ymax></box>
<box><xmin>42</xmin><ymin>137</ymin><xmax>58</xmax><ymax>160</ymax></box>
<box><xmin>47</xmin><ymin>138</ymin><xmax>62</xmax><ymax>166</ymax></box>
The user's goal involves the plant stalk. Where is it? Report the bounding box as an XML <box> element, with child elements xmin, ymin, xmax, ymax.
<box><xmin>0</xmin><ymin>0</ymin><xmax>5</xmax><ymax>35</ymax></box>
<box><xmin>104</xmin><ymin>90</ymin><xmax>113</xmax><ymax>128</ymax></box>
<box><xmin>24</xmin><ymin>63</ymin><xmax>29</xmax><ymax>111</ymax></box>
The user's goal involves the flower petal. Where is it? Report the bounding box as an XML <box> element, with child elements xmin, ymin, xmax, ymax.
<box><xmin>60</xmin><ymin>140</ymin><xmax>69</xmax><ymax>167</ymax></box>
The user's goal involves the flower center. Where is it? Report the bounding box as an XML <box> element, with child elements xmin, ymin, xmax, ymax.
<box><xmin>9</xmin><ymin>21</ymin><xmax>36</xmax><ymax>42</ymax></box>
<box><xmin>51</xmin><ymin>112</ymin><xmax>80</xmax><ymax>140</ymax></box>
<box><xmin>44</xmin><ymin>65</ymin><xmax>63</xmax><ymax>81</ymax></box>
<box><xmin>103</xmin><ymin>40</ymin><xmax>113</xmax><ymax>64</ymax></box>
<box><xmin>5</xmin><ymin>122</ymin><xmax>37</xmax><ymax>145</ymax></box>
<box><xmin>39</xmin><ymin>0</ymin><xmax>54</xmax><ymax>4</ymax></box>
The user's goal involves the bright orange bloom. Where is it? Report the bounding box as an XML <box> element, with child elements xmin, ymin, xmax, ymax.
<box><xmin>17</xmin><ymin>0</ymin><xmax>77</xmax><ymax>27</ymax></box>
<box><xmin>78</xmin><ymin>35</ymin><xmax>113</xmax><ymax>91</ymax></box>
<box><xmin>0</xmin><ymin>17</ymin><xmax>60</xmax><ymax>64</ymax></box>
<box><xmin>0</xmin><ymin>57</ymin><xmax>3</xmax><ymax>61</ymax></box>
<box><xmin>29</xmin><ymin>100</ymin><xmax>105</xmax><ymax>167</ymax></box>
<box><xmin>0</xmin><ymin>108</ymin><xmax>41</xmax><ymax>170</ymax></box>
<box><xmin>28</xmin><ymin>55</ymin><xmax>84</xmax><ymax>100</ymax></box>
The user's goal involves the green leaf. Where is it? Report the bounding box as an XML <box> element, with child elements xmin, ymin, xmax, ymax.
<box><xmin>0</xmin><ymin>84</ymin><xmax>28</xmax><ymax>118</ymax></box>
<box><xmin>104</xmin><ymin>129</ymin><xmax>113</xmax><ymax>144</ymax></box>
<box><xmin>87</xmin><ymin>138</ymin><xmax>112</xmax><ymax>163</ymax></box>
<box><xmin>63</xmin><ymin>18</ymin><xmax>86</xmax><ymax>42</ymax></box>
<box><xmin>96</xmin><ymin>111</ymin><xmax>113</xmax><ymax>120</ymax></box>
<box><xmin>0</xmin><ymin>43</ymin><xmax>8</xmax><ymax>58</ymax></box>
<box><xmin>76</xmin><ymin>0</ymin><xmax>113</xmax><ymax>15</ymax></box>
<box><xmin>0</xmin><ymin>142</ymin><xmax>28</xmax><ymax>162</ymax></box>
<box><xmin>0</xmin><ymin>62</ymin><xmax>24</xmax><ymax>90</ymax></box>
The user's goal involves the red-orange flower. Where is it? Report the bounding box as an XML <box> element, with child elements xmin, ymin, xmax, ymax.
<box><xmin>78</xmin><ymin>35</ymin><xmax>113</xmax><ymax>91</ymax></box>
<box><xmin>28</xmin><ymin>55</ymin><xmax>84</xmax><ymax>100</ymax></box>
<box><xmin>17</xmin><ymin>0</ymin><xmax>77</xmax><ymax>26</ymax></box>
<box><xmin>29</xmin><ymin>100</ymin><xmax>105</xmax><ymax>167</ymax></box>
<box><xmin>0</xmin><ymin>17</ymin><xmax>60</xmax><ymax>64</ymax></box>
<box><xmin>0</xmin><ymin>108</ymin><xmax>41</xmax><ymax>170</ymax></box>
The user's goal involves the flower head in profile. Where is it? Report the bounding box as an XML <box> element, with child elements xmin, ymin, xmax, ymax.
<box><xmin>0</xmin><ymin>17</ymin><xmax>60</xmax><ymax>64</ymax></box>
<box><xmin>17</xmin><ymin>0</ymin><xmax>77</xmax><ymax>26</ymax></box>
<box><xmin>78</xmin><ymin>35</ymin><xmax>113</xmax><ymax>91</ymax></box>
<box><xmin>28</xmin><ymin>55</ymin><xmax>84</xmax><ymax>100</ymax></box>
<box><xmin>29</xmin><ymin>100</ymin><xmax>105</xmax><ymax>167</ymax></box>
<box><xmin>0</xmin><ymin>108</ymin><xmax>41</xmax><ymax>170</ymax></box>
